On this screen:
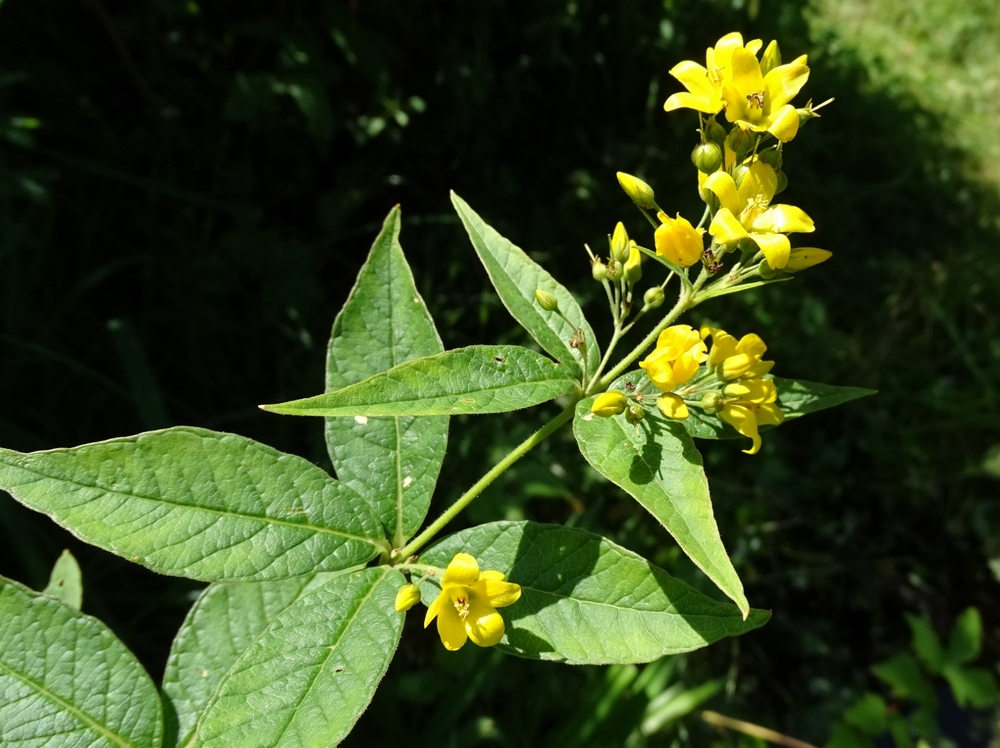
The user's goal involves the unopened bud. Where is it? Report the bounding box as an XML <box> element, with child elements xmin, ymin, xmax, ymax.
<box><xmin>726</xmin><ymin>127</ymin><xmax>755</xmax><ymax>156</ymax></box>
<box><xmin>656</xmin><ymin>393</ymin><xmax>689</xmax><ymax>420</ymax></box>
<box><xmin>759</xmin><ymin>148</ymin><xmax>782</xmax><ymax>170</ymax></box>
<box><xmin>625</xmin><ymin>403</ymin><xmax>644</xmax><ymax>425</ymax></box>
<box><xmin>783</xmin><ymin>247</ymin><xmax>832</xmax><ymax>272</ymax></box>
<box><xmin>591</xmin><ymin>390</ymin><xmax>628</xmax><ymax>417</ymax></box>
<box><xmin>394</xmin><ymin>583</ymin><xmax>421</xmax><ymax>612</ymax></box>
<box><xmin>700</xmin><ymin>391</ymin><xmax>724</xmax><ymax>414</ymax></box>
<box><xmin>534</xmin><ymin>289</ymin><xmax>559</xmax><ymax>312</ymax></box>
<box><xmin>616</xmin><ymin>172</ymin><xmax>656</xmax><ymax>210</ymax></box>
<box><xmin>592</xmin><ymin>259</ymin><xmax>608</xmax><ymax>282</ymax></box>
<box><xmin>774</xmin><ymin>170</ymin><xmax>788</xmax><ymax>194</ymax></box>
<box><xmin>610</xmin><ymin>222</ymin><xmax>630</xmax><ymax>263</ymax></box>
<box><xmin>624</xmin><ymin>243</ymin><xmax>642</xmax><ymax>284</ymax></box>
<box><xmin>704</xmin><ymin>119</ymin><xmax>727</xmax><ymax>147</ymax></box>
<box><xmin>642</xmin><ymin>286</ymin><xmax>664</xmax><ymax>310</ymax></box>
<box><xmin>731</xmin><ymin>164</ymin><xmax>750</xmax><ymax>188</ymax></box>
<box><xmin>691</xmin><ymin>142</ymin><xmax>723</xmax><ymax>174</ymax></box>
<box><xmin>606</xmin><ymin>258</ymin><xmax>623</xmax><ymax>282</ymax></box>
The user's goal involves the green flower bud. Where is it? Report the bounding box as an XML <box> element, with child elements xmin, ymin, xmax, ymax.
<box><xmin>691</xmin><ymin>142</ymin><xmax>723</xmax><ymax>174</ymax></box>
<box><xmin>534</xmin><ymin>289</ymin><xmax>559</xmax><ymax>312</ymax></box>
<box><xmin>700</xmin><ymin>391</ymin><xmax>724</xmax><ymax>414</ymax></box>
<box><xmin>774</xmin><ymin>170</ymin><xmax>788</xmax><ymax>194</ymax></box>
<box><xmin>610</xmin><ymin>221</ymin><xmax>630</xmax><ymax>263</ymax></box>
<box><xmin>642</xmin><ymin>286</ymin><xmax>664</xmax><ymax>310</ymax></box>
<box><xmin>606</xmin><ymin>258</ymin><xmax>623</xmax><ymax>282</ymax></box>
<box><xmin>625</xmin><ymin>403</ymin><xmax>644</xmax><ymax>425</ymax></box>
<box><xmin>616</xmin><ymin>172</ymin><xmax>656</xmax><ymax>210</ymax></box>
<box><xmin>725</xmin><ymin>127</ymin><xmax>755</xmax><ymax>156</ymax></box>
<box><xmin>394</xmin><ymin>583</ymin><xmax>421</xmax><ymax>612</ymax></box>
<box><xmin>592</xmin><ymin>259</ymin><xmax>608</xmax><ymax>282</ymax></box>
<box><xmin>731</xmin><ymin>164</ymin><xmax>750</xmax><ymax>188</ymax></box>
<box><xmin>760</xmin><ymin>40</ymin><xmax>781</xmax><ymax>77</ymax></box>
<box><xmin>624</xmin><ymin>243</ymin><xmax>642</xmax><ymax>284</ymax></box>
<box><xmin>759</xmin><ymin>148</ymin><xmax>782</xmax><ymax>170</ymax></box>
<box><xmin>704</xmin><ymin>119</ymin><xmax>727</xmax><ymax>147</ymax></box>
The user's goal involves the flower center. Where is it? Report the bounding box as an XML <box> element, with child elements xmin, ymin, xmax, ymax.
<box><xmin>746</xmin><ymin>90</ymin><xmax>765</xmax><ymax>109</ymax></box>
<box><xmin>452</xmin><ymin>594</ymin><xmax>471</xmax><ymax>620</ymax></box>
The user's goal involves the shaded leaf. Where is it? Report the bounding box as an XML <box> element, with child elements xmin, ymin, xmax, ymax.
<box><xmin>451</xmin><ymin>191</ymin><xmax>599</xmax><ymax>378</ymax></box>
<box><xmin>0</xmin><ymin>575</ymin><xmax>162</xmax><ymax>747</ymax></box>
<box><xmin>194</xmin><ymin>568</ymin><xmax>404</xmax><ymax>747</ymax></box>
<box><xmin>418</xmin><ymin>521</ymin><xmax>768</xmax><ymax>665</ymax></box>
<box><xmin>0</xmin><ymin>428</ymin><xmax>383</xmax><ymax>582</ymax></box>
<box><xmin>325</xmin><ymin>206</ymin><xmax>448</xmax><ymax>545</ymax></box>
<box><xmin>942</xmin><ymin>664</ymin><xmax>1000</xmax><ymax>709</ymax></box>
<box><xmin>573</xmin><ymin>391</ymin><xmax>748</xmax><ymax>617</ymax></box>
<box><xmin>906</xmin><ymin>613</ymin><xmax>945</xmax><ymax>673</ymax></box>
<box><xmin>263</xmin><ymin>345</ymin><xmax>577</xmax><ymax>417</ymax></box>
<box><xmin>872</xmin><ymin>652</ymin><xmax>936</xmax><ymax>707</ymax></box>
<box><xmin>944</xmin><ymin>606</ymin><xmax>982</xmax><ymax>666</ymax></box>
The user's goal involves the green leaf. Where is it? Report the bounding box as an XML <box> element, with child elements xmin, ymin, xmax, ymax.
<box><xmin>262</xmin><ymin>345</ymin><xmax>578</xmax><ymax>417</ymax></box>
<box><xmin>944</xmin><ymin>606</ymin><xmax>982</xmax><ymax>666</ymax></box>
<box><xmin>843</xmin><ymin>693</ymin><xmax>888</xmax><ymax>734</ymax></box>
<box><xmin>324</xmin><ymin>206</ymin><xmax>448</xmax><ymax>546</ymax></box>
<box><xmin>573</xmin><ymin>390</ymin><xmax>748</xmax><ymax>617</ymax></box>
<box><xmin>872</xmin><ymin>653</ymin><xmax>936</xmax><ymax>707</ymax></box>
<box><xmin>451</xmin><ymin>191</ymin><xmax>599</xmax><ymax>379</ymax></box>
<box><xmin>418</xmin><ymin>521</ymin><xmax>768</xmax><ymax>665</ymax></box>
<box><xmin>941</xmin><ymin>664</ymin><xmax>1000</xmax><ymax>708</ymax></box>
<box><xmin>827</xmin><ymin>723</ymin><xmax>876</xmax><ymax>748</ymax></box>
<box><xmin>193</xmin><ymin>567</ymin><xmax>404</xmax><ymax>747</ymax></box>
<box><xmin>163</xmin><ymin>572</ymin><xmax>348</xmax><ymax>748</ymax></box>
<box><xmin>906</xmin><ymin>613</ymin><xmax>946</xmax><ymax>673</ymax></box>
<box><xmin>0</xmin><ymin>427</ymin><xmax>384</xmax><ymax>582</ymax></box>
<box><xmin>0</xmin><ymin>575</ymin><xmax>162</xmax><ymax>747</ymax></box>
<box><xmin>680</xmin><ymin>376</ymin><xmax>877</xmax><ymax>441</ymax></box>
<box><xmin>42</xmin><ymin>549</ymin><xmax>83</xmax><ymax>609</ymax></box>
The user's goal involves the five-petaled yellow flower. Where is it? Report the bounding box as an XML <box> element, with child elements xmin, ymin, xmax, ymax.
<box><xmin>721</xmin><ymin>46</ymin><xmax>809</xmax><ymax>142</ymax></box>
<box><xmin>654</xmin><ymin>212</ymin><xmax>705</xmax><ymax>268</ymax></box>
<box><xmin>663</xmin><ymin>32</ymin><xmax>762</xmax><ymax>114</ymax></box>
<box><xmin>424</xmin><ymin>553</ymin><xmax>521</xmax><ymax>651</ymax></box>
<box><xmin>705</xmin><ymin>161</ymin><xmax>814</xmax><ymax>270</ymax></box>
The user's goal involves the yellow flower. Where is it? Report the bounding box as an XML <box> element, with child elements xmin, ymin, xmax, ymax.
<box><xmin>639</xmin><ymin>325</ymin><xmax>708</xmax><ymax>392</ymax></box>
<box><xmin>591</xmin><ymin>390</ymin><xmax>628</xmax><ymax>417</ymax></box>
<box><xmin>395</xmin><ymin>583</ymin><xmax>421</xmax><ymax>612</ymax></box>
<box><xmin>654</xmin><ymin>212</ymin><xmax>704</xmax><ymax>268</ymax></box>
<box><xmin>701</xmin><ymin>325</ymin><xmax>774</xmax><ymax>380</ymax></box>
<box><xmin>705</xmin><ymin>161</ymin><xmax>814</xmax><ymax>269</ymax></box>
<box><xmin>718</xmin><ymin>378</ymin><xmax>784</xmax><ymax>454</ymax></box>
<box><xmin>424</xmin><ymin>553</ymin><xmax>521</xmax><ymax>651</ymax></box>
<box><xmin>721</xmin><ymin>46</ymin><xmax>810</xmax><ymax>142</ymax></box>
<box><xmin>657</xmin><ymin>393</ymin><xmax>689</xmax><ymax>420</ymax></box>
<box><xmin>663</xmin><ymin>32</ymin><xmax>762</xmax><ymax>114</ymax></box>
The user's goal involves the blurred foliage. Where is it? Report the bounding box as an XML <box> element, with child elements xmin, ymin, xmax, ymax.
<box><xmin>0</xmin><ymin>0</ymin><xmax>999</xmax><ymax>745</ymax></box>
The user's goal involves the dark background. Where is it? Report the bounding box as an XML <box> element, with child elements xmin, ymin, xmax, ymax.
<box><xmin>1</xmin><ymin>1</ymin><xmax>998</xmax><ymax>744</ymax></box>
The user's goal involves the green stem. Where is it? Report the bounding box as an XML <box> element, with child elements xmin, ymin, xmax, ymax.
<box><xmin>395</xmin><ymin>402</ymin><xmax>578</xmax><ymax>560</ymax></box>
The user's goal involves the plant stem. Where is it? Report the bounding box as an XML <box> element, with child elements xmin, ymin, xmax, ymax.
<box><xmin>700</xmin><ymin>711</ymin><xmax>818</xmax><ymax>748</ymax></box>
<box><xmin>394</xmin><ymin>401</ymin><xmax>578</xmax><ymax>560</ymax></box>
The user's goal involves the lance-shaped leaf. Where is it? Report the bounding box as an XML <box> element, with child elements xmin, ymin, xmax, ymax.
<box><xmin>163</xmin><ymin>572</ymin><xmax>347</xmax><ymax>747</ymax></box>
<box><xmin>325</xmin><ymin>206</ymin><xmax>448</xmax><ymax>546</ymax></box>
<box><xmin>680</xmin><ymin>376</ymin><xmax>877</xmax><ymax>440</ymax></box>
<box><xmin>418</xmin><ymin>522</ymin><xmax>767</xmax><ymax>665</ymax></box>
<box><xmin>0</xmin><ymin>575</ymin><xmax>162</xmax><ymax>747</ymax></box>
<box><xmin>573</xmin><ymin>390</ymin><xmax>748</xmax><ymax>617</ymax></box>
<box><xmin>193</xmin><ymin>567</ymin><xmax>404</xmax><ymax>747</ymax></box>
<box><xmin>0</xmin><ymin>427</ymin><xmax>384</xmax><ymax>582</ymax></box>
<box><xmin>262</xmin><ymin>345</ymin><xmax>577</xmax><ymax>417</ymax></box>
<box><xmin>42</xmin><ymin>549</ymin><xmax>83</xmax><ymax>609</ymax></box>
<box><xmin>451</xmin><ymin>191</ymin><xmax>600</xmax><ymax>379</ymax></box>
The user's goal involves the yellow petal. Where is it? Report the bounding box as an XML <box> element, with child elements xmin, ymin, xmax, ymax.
<box><xmin>707</xmin><ymin>328</ymin><xmax>738</xmax><ymax>366</ymax></box>
<box><xmin>480</xmin><ymin>570</ymin><xmax>505</xmax><ymax>582</ymax></box>
<box><xmin>745</xmin><ymin>39</ymin><xmax>763</xmax><ymax>56</ymax></box>
<box><xmin>654</xmin><ymin>215</ymin><xmax>703</xmax><ymax>267</ymax></box>
<box><xmin>740</xmin><ymin>378</ymin><xmax>778</xmax><ymax>404</ymax></box>
<box><xmin>722</xmin><ymin>381</ymin><xmax>751</xmax><ymax>398</ymax></box>
<box><xmin>752</xmin><ymin>204</ymin><xmax>814</xmax><ymax>234</ymax></box>
<box><xmin>656</xmin><ymin>324</ymin><xmax>702</xmax><ymax>357</ymax></box>
<box><xmin>757</xmin><ymin>402</ymin><xmax>785</xmax><ymax>426</ymax></box>
<box><xmin>735</xmin><ymin>333</ymin><xmax>767</xmax><ymax>359</ymax></box>
<box><xmin>744</xmin><ymin>360</ymin><xmax>775</xmax><ymax>378</ymax></box>
<box><xmin>737</xmin><ymin>162</ymin><xmax>778</xmax><ymax>209</ymax></box>
<box><xmin>719</xmin><ymin>404</ymin><xmax>762</xmax><ymax>454</ymax></box>
<box><xmin>657</xmin><ymin>393</ymin><xmax>689</xmax><ymax>420</ymax></box>
<box><xmin>482</xmin><ymin>578</ymin><xmax>521</xmax><ymax>608</ymax></box>
<box><xmin>669</xmin><ymin>61</ymin><xmax>715</xmax><ymax>97</ymax></box>
<box><xmin>709</xmin><ymin>209</ymin><xmax>749</xmax><ymax>245</ymax></box>
<box><xmin>424</xmin><ymin>590</ymin><xmax>444</xmax><ymax>628</ymax></box>
<box><xmin>784</xmin><ymin>247</ymin><xmax>832</xmax><ymax>272</ymax></box>
<box><xmin>721</xmin><ymin>352</ymin><xmax>753</xmax><ymax>380</ymax></box>
<box><xmin>437</xmin><ymin>603</ymin><xmax>469</xmax><ymax>651</ymax></box>
<box><xmin>727</xmin><ymin>48</ymin><xmax>765</xmax><ymax>123</ymax></box>
<box><xmin>442</xmin><ymin>552</ymin><xmax>480</xmax><ymax>588</ymax></box>
<box><xmin>704</xmin><ymin>171</ymin><xmax>739</xmax><ymax>213</ymax></box>
<box><xmin>764</xmin><ymin>104</ymin><xmax>800</xmax><ymax>142</ymax></box>
<box><xmin>465</xmin><ymin>598</ymin><xmax>506</xmax><ymax>648</ymax></box>
<box><xmin>751</xmin><ymin>232</ymin><xmax>791</xmax><ymax>269</ymax></box>
<box><xmin>763</xmin><ymin>55</ymin><xmax>809</xmax><ymax>110</ymax></box>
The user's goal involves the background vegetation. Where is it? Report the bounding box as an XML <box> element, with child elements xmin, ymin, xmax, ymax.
<box><xmin>1</xmin><ymin>0</ymin><xmax>998</xmax><ymax>744</ymax></box>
